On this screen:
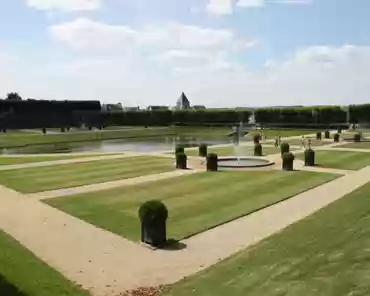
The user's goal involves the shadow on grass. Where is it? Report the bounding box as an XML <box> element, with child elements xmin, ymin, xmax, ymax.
<box><xmin>0</xmin><ymin>274</ymin><xmax>27</xmax><ymax>296</ymax></box>
<box><xmin>161</xmin><ymin>239</ymin><xmax>187</xmax><ymax>251</ymax></box>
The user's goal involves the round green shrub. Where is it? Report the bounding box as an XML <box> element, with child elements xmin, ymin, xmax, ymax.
<box><xmin>316</xmin><ymin>132</ymin><xmax>322</xmax><ymax>140</ymax></box>
<box><xmin>176</xmin><ymin>152</ymin><xmax>187</xmax><ymax>169</ymax></box>
<box><xmin>280</xmin><ymin>142</ymin><xmax>290</xmax><ymax>155</ymax></box>
<box><xmin>175</xmin><ymin>145</ymin><xmax>185</xmax><ymax>155</ymax></box>
<box><xmin>253</xmin><ymin>134</ymin><xmax>260</xmax><ymax>144</ymax></box>
<box><xmin>282</xmin><ymin>152</ymin><xmax>295</xmax><ymax>171</ymax></box>
<box><xmin>206</xmin><ymin>153</ymin><xmax>218</xmax><ymax>171</ymax></box>
<box><xmin>333</xmin><ymin>133</ymin><xmax>340</xmax><ymax>142</ymax></box>
<box><xmin>198</xmin><ymin>143</ymin><xmax>208</xmax><ymax>157</ymax></box>
<box><xmin>139</xmin><ymin>200</ymin><xmax>168</xmax><ymax>224</ymax></box>
<box><xmin>354</xmin><ymin>133</ymin><xmax>361</xmax><ymax>142</ymax></box>
<box><xmin>337</xmin><ymin>127</ymin><xmax>342</xmax><ymax>134</ymax></box>
<box><xmin>254</xmin><ymin>143</ymin><xmax>262</xmax><ymax>156</ymax></box>
<box><xmin>42</xmin><ymin>127</ymin><xmax>46</xmax><ymax>134</ymax></box>
<box><xmin>304</xmin><ymin>149</ymin><xmax>315</xmax><ymax>166</ymax></box>
<box><xmin>324</xmin><ymin>130</ymin><xmax>330</xmax><ymax>139</ymax></box>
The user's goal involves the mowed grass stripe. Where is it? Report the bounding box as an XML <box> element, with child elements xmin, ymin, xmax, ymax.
<box><xmin>296</xmin><ymin>150</ymin><xmax>370</xmax><ymax>170</ymax></box>
<box><xmin>161</xmin><ymin>180</ymin><xmax>370</xmax><ymax>296</ymax></box>
<box><xmin>0</xmin><ymin>156</ymin><xmax>174</xmax><ymax>193</ymax></box>
<box><xmin>46</xmin><ymin>171</ymin><xmax>337</xmax><ymax>241</ymax></box>
<box><xmin>0</xmin><ymin>230</ymin><xmax>90</xmax><ymax>296</ymax></box>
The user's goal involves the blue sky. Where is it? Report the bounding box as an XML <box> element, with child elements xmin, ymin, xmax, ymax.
<box><xmin>0</xmin><ymin>0</ymin><xmax>369</xmax><ymax>107</ymax></box>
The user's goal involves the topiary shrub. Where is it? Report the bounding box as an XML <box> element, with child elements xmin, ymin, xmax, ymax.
<box><xmin>61</xmin><ymin>127</ymin><xmax>65</xmax><ymax>133</ymax></box>
<box><xmin>282</xmin><ymin>152</ymin><xmax>294</xmax><ymax>171</ymax></box>
<box><xmin>175</xmin><ymin>145</ymin><xmax>184</xmax><ymax>155</ymax></box>
<box><xmin>304</xmin><ymin>149</ymin><xmax>315</xmax><ymax>166</ymax></box>
<box><xmin>354</xmin><ymin>133</ymin><xmax>361</xmax><ymax>142</ymax></box>
<box><xmin>139</xmin><ymin>200</ymin><xmax>168</xmax><ymax>247</ymax></box>
<box><xmin>316</xmin><ymin>132</ymin><xmax>322</xmax><ymax>140</ymax></box>
<box><xmin>198</xmin><ymin>143</ymin><xmax>207</xmax><ymax>157</ymax></box>
<box><xmin>253</xmin><ymin>134</ymin><xmax>260</xmax><ymax>144</ymax></box>
<box><xmin>42</xmin><ymin>128</ymin><xmax>46</xmax><ymax>134</ymax></box>
<box><xmin>254</xmin><ymin>143</ymin><xmax>262</xmax><ymax>156</ymax></box>
<box><xmin>176</xmin><ymin>153</ymin><xmax>187</xmax><ymax>169</ymax></box>
<box><xmin>324</xmin><ymin>130</ymin><xmax>330</xmax><ymax>139</ymax></box>
<box><xmin>88</xmin><ymin>126</ymin><xmax>92</xmax><ymax>131</ymax></box>
<box><xmin>206</xmin><ymin>153</ymin><xmax>218</xmax><ymax>171</ymax></box>
<box><xmin>333</xmin><ymin>133</ymin><xmax>340</xmax><ymax>142</ymax></box>
<box><xmin>280</xmin><ymin>142</ymin><xmax>290</xmax><ymax>155</ymax></box>
<box><xmin>337</xmin><ymin>127</ymin><xmax>342</xmax><ymax>134</ymax></box>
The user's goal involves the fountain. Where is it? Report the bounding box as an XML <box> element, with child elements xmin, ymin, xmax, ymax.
<box><xmin>218</xmin><ymin>122</ymin><xmax>274</xmax><ymax>169</ymax></box>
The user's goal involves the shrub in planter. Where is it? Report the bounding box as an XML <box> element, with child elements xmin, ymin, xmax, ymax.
<box><xmin>88</xmin><ymin>126</ymin><xmax>92</xmax><ymax>131</ymax></box>
<box><xmin>254</xmin><ymin>143</ymin><xmax>262</xmax><ymax>156</ymax></box>
<box><xmin>304</xmin><ymin>149</ymin><xmax>315</xmax><ymax>166</ymax></box>
<box><xmin>42</xmin><ymin>128</ymin><xmax>46</xmax><ymax>134</ymax></box>
<box><xmin>253</xmin><ymin>134</ymin><xmax>260</xmax><ymax>144</ymax></box>
<box><xmin>333</xmin><ymin>133</ymin><xmax>340</xmax><ymax>142</ymax></box>
<box><xmin>316</xmin><ymin>132</ymin><xmax>322</xmax><ymax>140</ymax></box>
<box><xmin>139</xmin><ymin>200</ymin><xmax>168</xmax><ymax>247</ymax></box>
<box><xmin>61</xmin><ymin>127</ymin><xmax>65</xmax><ymax>133</ymax></box>
<box><xmin>206</xmin><ymin>153</ymin><xmax>218</xmax><ymax>171</ymax></box>
<box><xmin>176</xmin><ymin>153</ymin><xmax>187</xmax><ymax>169</ymax></box>
<box><xmin>280</xmin><ymin>142</ymin><xmax>290</xmax><ymax>155</ymax></box>
<box><xmin>354</xmin><ymin>133</ymin><xmax>361</xmax><ymax>142</ymax></box>
<box><xmin>282</xmin><ymin>152</ymin><xmax>295</xmax><ymax>171</ymax></box>
<box><xmin>175</xmin><ymin>145</ymin><xmax>185</xmax><ymax>155</ymax></box>
<box><xmin>337</xmin><ymin>127</ymin><xmax>342</xmax><ymax>134</ymax></box>
<box><xmin>198</xmin><ymin>144</ymin><xmax>207</xmax><ymax>157</ymax></box>
<box><xmin>324</xmin><ymin>130</ymin><xmax>330</xmax><ymax>139</ymax></box>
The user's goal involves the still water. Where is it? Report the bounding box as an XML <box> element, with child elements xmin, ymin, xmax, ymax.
<box><xmin>2</xmin><ymin>136</ymin><xmax>234</xmax><ymax>154</ymax></box>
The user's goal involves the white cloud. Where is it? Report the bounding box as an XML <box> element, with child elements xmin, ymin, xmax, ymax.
<box><xmin>237</xmin><ymin>0</ymin><xmax>311</xmax><ymax>8</ymax></box>
<box><xmin>207</xmin><ymin>0</ymin><xmax>232</xmax><ymax>15</ymax></box>
<box><xmin>237</xmin><ymin>0</ymin><xmax>264</xmax><ymax>8</ymax></box>
<box><xmin>27</xmin><ymin>0</ymin><xmax>101</xmax><ymax>11</ymax></box>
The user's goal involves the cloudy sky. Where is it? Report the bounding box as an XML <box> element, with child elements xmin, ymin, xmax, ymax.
<box><xmin>0</xmin><ymin>0</ymin><xmax>369</xmax><ymax>107</ymax></box>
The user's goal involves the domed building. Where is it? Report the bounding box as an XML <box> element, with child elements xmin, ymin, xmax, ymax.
<box><xmin>176</xmin><ymin>92</ymin><xmax>191</xmax><ymax>110</ymax></box>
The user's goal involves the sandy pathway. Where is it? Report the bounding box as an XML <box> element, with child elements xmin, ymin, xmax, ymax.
<box><xmin>0</xmin><ymin>164</ymin><xmax>369</xmax><ymax>295</ymax></box>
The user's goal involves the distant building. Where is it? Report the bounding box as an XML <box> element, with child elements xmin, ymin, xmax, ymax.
<box><xmin>192</xmin><ymin>105</ymin><xmax>206</xmax><ymax>110</ymax></box>
<box><xmin>176</xmin><ymin>92</ymin><xmax>191</xmax><ymax>110</ymax></box>
<box><xmin>147</xmin><ymin>106</ymin><xmax>169</xmax><ymax>111</ymax></box>
<box><xmin>123</xmin><ymin>106</ymin><xmax>140</xmax><ymax>112</ymax></box>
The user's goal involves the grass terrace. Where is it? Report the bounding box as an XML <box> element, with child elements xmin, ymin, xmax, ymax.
<box><xmin>46</xmin><ymin>171</ymin><xmax>337</xmax><ymax>242</ymax></box>
<box><xmin>0</xmin><ymin>156</ymin><xmax>174</xmax><ymax>193</ymax></box>
<box><xmin>161</xmin><ymin>180</ymin><xmax>370</xmax><ymax>296</ymax></box>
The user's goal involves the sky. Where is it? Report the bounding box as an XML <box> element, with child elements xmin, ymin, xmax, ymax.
<box><xmin>0</xmin><ymin>0</ymin><xmax>370</xmax><ymax>108</ymax></box>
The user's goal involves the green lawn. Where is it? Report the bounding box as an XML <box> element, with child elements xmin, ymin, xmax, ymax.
<box><xmin>250</xmin><ymin>129</ymin><xmax>318</xmax><ymax>138</ymax></box>
<box><xmin>296</xmin><ymin>150</ymin><xmax>370</xmax><ymax>170</ymax></box>
<box><xmin>0</xmin><ymin>230</ymin><xmax>90</xmax><ymax>296</ymax></box>
<box><xmin>284</xmin><ymin>138</ymin><xmax>331</xmax><ymax>147</ymax></box>
<box><xmin>46</xmin><ymin>171</ymin><xmax>336</xmax><ymax>241</ymax></box>
<box><xmin>184</xmin><ymin>145</ymin><xmax>289</xmax><ymax>157</ymax></box>
<box><xmin>0</xmin><ymin>154</ymin><xmax>118</xmax><ymax>165</ymax></box>
<box><xmin>335</xmin><ymin>141</ymin><xmax>370</xmax><ymax>149</ymax></box>
<box><xmin>161</xmin><ymin>180</ymin><xmax>370</xmax><ymax>296</ymax></box>
<box><xmin>0</xmin><ymin>156</ymin><xmax>174</xmax><ymax>193</ymax></box>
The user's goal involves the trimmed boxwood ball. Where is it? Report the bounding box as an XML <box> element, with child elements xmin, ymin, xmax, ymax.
<box><xmin>254</xmin><ymin>143</ymin><xmax>262</xmax><ymax>156</ymax></box>
<box><xmin>206</xmin><ymin>153</ymin><xmax>218</xmax><ymax>171</ymax></box>
<box><xmin>282</xmin><ymin>152</ymin><xmax>295</xmax><ymax>171</ymax></box>
<box><xmin>176</xmin><ymin>152</ymin><xmax>187</xmax><ymax>169</ymax></box>
<box><xmin>253</xmin><ymin>134</ymin><xmax>260</xmax><ymax>144</ymax></box>
<box><xmin>175</xmin><ymin>145</ymin><xmax>185</xmax><ymax>155</ymax></box>
<box><xmin>198</xmin><ymin>143</ymin><xmax>208</xmax><ymax>157</ymax></box>
<box><xmin>354</xmin><ymin>133</ymin><xmax>361</xmax><ymax>142</ymax></box>
<box><xmin>304</xmin><ymin>149</ymin><xmax>315</xmax><ymax>166</ymax></box>
<box><xmin>139</xmin><ymin>200</ymin><xmax>168</xmax><ymax>247</ymax></box>
<box><xmin>316</xmin><ymin>132</ymin><xmax>322</xmax><ymax>140</ymax></box>
<box><xmin>337</xmin><ymin>127</ymin><xmax>342</xmax><ymax>134</ymax></box>
<box><xmin>42</xmin><ymin>127</ymin><xmax>46</xmax><ymax>134</ymax></box>
<box><xmin>324</xmin><ymin>130</ymin><xmax>330</xmax><ymax>139</ymax></box>
<box><xmin>280</xmin><ymin>142</ymin><xmax>290</xmax><ymax>155</ymax></box>
<box><xmin>333</xmin><ymin>133</ymin><xmax>340</xmax><ymax>142</ymax></box>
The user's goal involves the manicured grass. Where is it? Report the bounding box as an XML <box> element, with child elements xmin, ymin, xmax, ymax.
<box><xmin>335</xmin><ymin>141</ymin><xmax>370</xmax><ymax>149</ymax></box>
<box><xmin>0</xmin><ymin>156</ymin><xmax>174</xmax><ymax>193</ymax></box>
<box><xmin>0</xmin><ymin>230</ymin><xmax>90</xmax><ymax>296</ymax></box>
<box><xmin>0</xmin><ymin>154</ymin><xmax>118</xmax><ymax>165</ymax></box>
<box><xmin>161</xmin><ymin>180</ymin><xmax>370</xmax><ymax>296</ymax></box>
<box><xmin>46</xmin><ymin>171</ymin><xmax>336</xmax><ymax>241</ymax></box>
<box><xmin>250</xmin><ymin>129</ymin><xmax>317</xmax><ymax>138</ymax></box>
<box><xmin>296</xmin><ymin>150</ymin><xmax>370</xmax><ymax>170</ymax></box>
<box><xmin>183</xmin><ymin>145</ymin><xmax>291</xmax><ymax>157</ymax></box>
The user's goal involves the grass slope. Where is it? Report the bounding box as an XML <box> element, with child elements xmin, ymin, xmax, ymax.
<box><xmin>184</xmin><ymin>146</ymin><xmax>287</xmax><ymax>157</ymax></box>
<box><xmin>161</xmin><ymin>180</ymin><xmax>370</xmax><ymax>296</ymax></box>
<box><xmin>296</xmin><ymin>150</ymin><xmax>370</xmax><ymax>170</ymax></box>
<box><xmin>0</xmin><ymin>230</ymin><xmax>89</xmax><ymax>296</ymax></box>
<box><xmin>46</xmin><ymin>171</ymin><xmax>336</xmax><ymax>241</ymax></box>
<box><xmin>335</xmin><ymin>141</ymin><xmax>370</xmax><ymax>149</ymax></box>
<box><xmin>0</xmin><ymin>156</ymin><xmax>173</xmax><ymax>193</ymax></box>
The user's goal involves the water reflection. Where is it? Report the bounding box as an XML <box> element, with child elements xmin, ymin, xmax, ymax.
<box><xmin>2</xmin><ymin>136</ymin><xmax>232</xmax><ymax>155</ymax></box>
